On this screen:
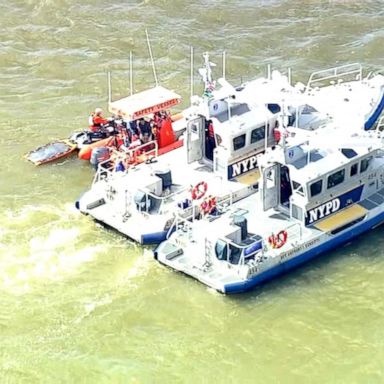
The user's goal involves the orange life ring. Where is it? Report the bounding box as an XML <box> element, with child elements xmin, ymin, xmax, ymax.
<box><xmin>192</xmin><ymin>181</ymin><xmax>208</xmax><ymax>200</ymax></box>
<box><xmin>268</xmin><ymin>230</ymin><xmax>288</xmax><ymax>249</ymax></box>
<box><xmin>200</xmin><ymin>196</ymin><xmax>216</xmax><ymax>215</ymax></box>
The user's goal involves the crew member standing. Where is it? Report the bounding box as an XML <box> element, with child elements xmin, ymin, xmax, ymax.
<box><xmin>137</xmin><ymin>118</ymin><xmax>152</xmax><ymax>144</ymax></box>
<box><xmin>205</xmin><ymin>120</ymin><xmax>216</xmax><ymax>161</ymax></box>
<box><xmin>89</xmin><ymin>108</ymin><xmax>109</xmax><ymax>133</ymax></box>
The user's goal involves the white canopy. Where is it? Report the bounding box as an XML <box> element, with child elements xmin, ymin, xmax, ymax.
<box><xmin>108</xmin><ymin>85</ymin><xmax>182</xmax><ymax>121</ymax></box>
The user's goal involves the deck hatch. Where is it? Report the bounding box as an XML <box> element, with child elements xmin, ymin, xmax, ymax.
<box><xmin>314</xmin><ymin>204</ymin><xmax>367</xmax><ymax>232</ymax></box>
<box><xmin>369</xmin><ymin>193</ymin><xmax>384</xmax><ymax>205</ymax></box>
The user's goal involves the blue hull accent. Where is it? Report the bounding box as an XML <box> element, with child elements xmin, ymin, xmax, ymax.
<box><xmin>224</xmin><ymin>211</ymin><xmax>384</xmax><ymax>294</ymax></box>
<box><xmin>365</xmin><ymin>88</ymin><xmax>384</xmax><ymax>130</ymax></box>
<box><xmin>141</xmin><ymin>230</ymin><xmax>168</xmax><ymax>245</ymax></box>
<box><xmin>141</xmin><ymin>226</ymin><xmax>177</xmax><ymax>245</ymax></box>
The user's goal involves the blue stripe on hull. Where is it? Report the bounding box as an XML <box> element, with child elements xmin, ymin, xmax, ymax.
<box><xmin>141</xmin><ymin>230</ymin><xmax>168</xmax><ymax>245</ymax></box>
<box><xmin>365</xmin><ymin>88</ymin><xmax>384</xmax><ymax>130</ymax></box>
<box><xmin>224</xmin><ymin>211</ymin><xmax>384</xmax><ymax>294</ymax></box>
<box><xmin>141</xmin><ymin>226</ymin><xmax>177</xmax><ymax>245</ymax></box>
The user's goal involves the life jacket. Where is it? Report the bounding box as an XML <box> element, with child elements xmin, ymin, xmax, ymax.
<box><xmin>273</xmin><ymin>128</ymin><xmax>281</xmax><ymax>143</ymax></box>
<box><xmin>89</xmin><ymin>113</ymin><xmax>108</xmax><ymax>132</ymax></box>
<box><xmin>207</xmin><ymin>122</ymin><xmax>214</xmax><ymax>138</ymax></box>
<box><xmin>157</xmin><ymin>117</ymin><xmax>175</xmax><ymax>149</ymax></box>
<box><xmin>93</xmin><ymin>115</ymin><xmax>108</xmax><ymax>127</ymax></box>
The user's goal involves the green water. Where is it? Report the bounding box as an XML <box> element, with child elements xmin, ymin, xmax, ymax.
<box><xmin>1</xmin><ymin>1</ymin><xmax>384</xmax><ymax>382</ymax></box>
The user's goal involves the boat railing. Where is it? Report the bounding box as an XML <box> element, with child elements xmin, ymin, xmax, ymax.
<box><xmin>134</xmin><ymin>184</ymin><xmax>192</xmax><ymax>218</ymax></box>
<box><xmin>305</xmin><ymin>63</ymin><xmax>362</xmax><ymax>93</ymax></box>
<box><xmin>283</xmin><ymin>221</ymin><xmax>303</xmax><ymax>244</ymax></box>
<box><xmin>120</xmin><ymin>140</ymin><xmax>159</xmax><ymax>164</ymax></box>
<box><xmin>165</xmin><ymin>191</ymin><xmax>236</xmax><ymax>240</ymax></box>
<box><xmin>215</xmin><ymin>236</ymin><xmax>264</xmax><ymax>269</ymax></box>
<box><xmin>215</xmin><ymin>219</ymin><xmax>304</xmax><ymax>269</ymax></box>
<box><xmin>92</xmin><ymin>140</ymin><xmax>159</xmax><ymax>185</ymax></box>
<box><xmin>93</xmin><ymin>158</ymin><xmax>115</xmax><ymax>185</ymax></box>
<box><xmin>137</xmin><ymin>177</ymin><xmax>238</xmax><ymax>217</ymax></box>
<box><xmin>216</xmin><ymin>193</ymin><xmax>234</xmax><ymax>212</ymax></box>
<box><xmin>165</xmin><ymin>208</ymin><xmax>201</xmax><ymax>243</ymax></box>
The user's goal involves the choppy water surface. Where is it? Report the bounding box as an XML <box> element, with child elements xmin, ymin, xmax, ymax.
<box><xmin>1</xmin><ymin>1</ymin><xmax>384</xmax><ymax>382</ymax></box>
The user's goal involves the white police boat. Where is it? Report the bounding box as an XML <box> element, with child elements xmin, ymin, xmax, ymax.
<box><xmin>154</xmin><ymin>125</ymin><xmax>384</xmax><ymax>294</ymax></box>
<box><xmin>76</xmin><ymin>58</ymin><xmax>384</xmax><ymax>245</ymax></box>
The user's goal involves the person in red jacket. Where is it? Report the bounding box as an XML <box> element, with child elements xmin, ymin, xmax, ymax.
<box><xmin>89</xmin><ymin>108</ymin><xmax>109</xmax><ymax>132</ymax></box>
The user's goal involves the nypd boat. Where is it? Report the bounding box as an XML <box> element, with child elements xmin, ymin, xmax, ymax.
<box><xmin>154</xmin><ymin>124</ymin><xmax>384</xmax><ymax>294</ymax></box>
<box><xmin>76</xmin><ymin>57</ymin><xmax>384</xmax><ymax>245</ymax></box>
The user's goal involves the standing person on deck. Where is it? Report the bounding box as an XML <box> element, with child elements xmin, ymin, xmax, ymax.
<box><xmin>137</xmin><ymin>118</ymin><xmax>152</xmax><ymax>144</ymax></box>
<box><xmin>205</xmin><ymin>119</ymin><xmax>216</xmax><ymax>161</ymax></box>
<box><xmin>89</xmin><ymin>108</ymin><xmax>109</xmax><ymax>133</ymax></box>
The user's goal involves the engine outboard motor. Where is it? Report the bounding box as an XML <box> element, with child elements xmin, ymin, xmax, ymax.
<box><xmin>233</xmin><ymin>215</ymin><xmax>248</xmax><ymax>241</ymax></box>
<box><xmin>154</xmin><ymin>169</ymin><xmax>172</xmax><ymax>191</ymax></box>
<box><xmin>90</xmin><ymin>147</ymin><xmax>110</xmax><ymax>170</ymax></box>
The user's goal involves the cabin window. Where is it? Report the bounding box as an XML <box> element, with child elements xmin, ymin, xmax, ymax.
<box><xmin>251</xmin><ymin>126</ymin><xmax>266</xmax><ymax>143</ymax></box>
<box><xmin>292</xmin><ymin>181</ymin><xmax>305</xmax><ymax>196</ymax></box>
<box><xmin>229</xmin><ymin>245</ymin><xmax>242</xmax><ymax>265</ymax></box>
<box><xmin>233</xmin><ymin>134</ymin><xmax>246</xmax><ymax>151</ymax></box>
<box><xmin>341</xmin><ymin>148</ymin><xmax>358</xmax><ymax>159</ymax></box>
<box><xmin>267</xmin><ymin>104</ymin><xmax>281</xmax><ymax>114</ymax></box>
<box><xmin>266</xmin><ymin>168</ymin><xmax>276</xmax><ymax>188</ymax></box>
<box><xmin>327</xmin><ymin>169</ymin><xmax>345</xmax><ymax>189</ymax></box>
<box><xmin>310</xmin><ymin>179</ymin><xmax>323</xmax><ymax>197</ymax></box>
<box><xmin>350</xmin><ymin>163</ymin><xmax>358</xmax><ymax>177</ymax></box>
<box><xmin>190</xmin><ymin>123</ymin><xmax>198</xmax><ymax>134</ymax></box>
<box><xmin>360</xmin><ymin>157</ymin><xmax>372</xmax><ymax>173</ymax></box>
<box><xmin>301</xmin><ymin>104</ymin><xmax>318</xmax><ymax>114</ymax></box>
<box><xmin>215</xmin><ymin>240</ymin><xmax>228</xmax><ymax>261</ymax></box>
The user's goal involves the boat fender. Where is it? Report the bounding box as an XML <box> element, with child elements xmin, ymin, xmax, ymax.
<box><xmin>268</xmin><ymin>230</ymin><xmax>288</xmax><ymax>249</ymax></box>
<box><xmin>86</xmin><ymin>198</ymin><xmax>106</xmax><ymax>210</ymax></box>
<box><xmin>191</xmin><ymin>181</ymin><xmax>208</xmax><ymax>200</ymax></box>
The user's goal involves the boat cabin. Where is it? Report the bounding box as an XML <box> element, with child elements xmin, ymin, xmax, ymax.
<box><xmin>108</xmin><ymin>85</ymin><xmax>184</xmax><ymax>148</ymax></box>
<box><xmin>185</xmin><ymin>94</ymin><xmax>279</xmax><ymax>182</ymax></box>
<box><xmin>257</xmin><ymin>133</ymin><xmax>384</xmax><ymax>231</ymax></box>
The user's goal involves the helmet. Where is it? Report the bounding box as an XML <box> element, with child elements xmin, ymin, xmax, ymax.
<box><xmin>94</xmin><ymin>107</ymin><xmax>103</xmax><ymax>115</ymax></box>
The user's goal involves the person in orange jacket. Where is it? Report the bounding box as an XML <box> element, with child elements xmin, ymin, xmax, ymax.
<box><xmin>89</xmin><ymin>108</ymin><xmax>109</xmax><ymax>133</ymax></box>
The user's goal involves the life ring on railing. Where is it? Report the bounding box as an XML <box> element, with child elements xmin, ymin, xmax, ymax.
<box><xmin>191</xmin><ymin>181</ymin><xmax>208</xmax><ymax>200</ymax></box>
<box><xmin>268</xmin><ymin>230</ymin><xmax>288</xmax><ymax>249</ymax></box>
<box><xmin>200</xmin><ymin>195</ymin><xmax>216</xmax><ymax>215</ymax></box>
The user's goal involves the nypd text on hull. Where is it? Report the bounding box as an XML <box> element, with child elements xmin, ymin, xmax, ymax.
<box><xmin>307</xmin><ymin>198</ymin><xmax>341</xmax><ymax>225</ymax></box>
<box><xmin>230</xmin><ymin>155</ymin><xmax>258</xmax><ymax>178</ymax></box>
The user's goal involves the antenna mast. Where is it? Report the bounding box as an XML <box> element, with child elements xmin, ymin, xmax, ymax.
<box><xmin>145</xmin><ymin>29</ymin><xmax>158</xmax><ymax>87</ymax></box>
<box><xmin>107</xmin><ymin>71</ymin><xmax>112</xmax><ymax>103</ymax></box>
<box><xmin>190</xmin><ymin>46</ymin><xmax>194</xmax><ymax>99</ymax></box>
<box><xmin>222</xmin><ymin>51</ymin><xmax>226</xmax><ymax>80</ymax></box>
<box><xmin>129</xmin><ymin>51</ymin><xmax>133</xmax><ymax>96</ymax></box>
